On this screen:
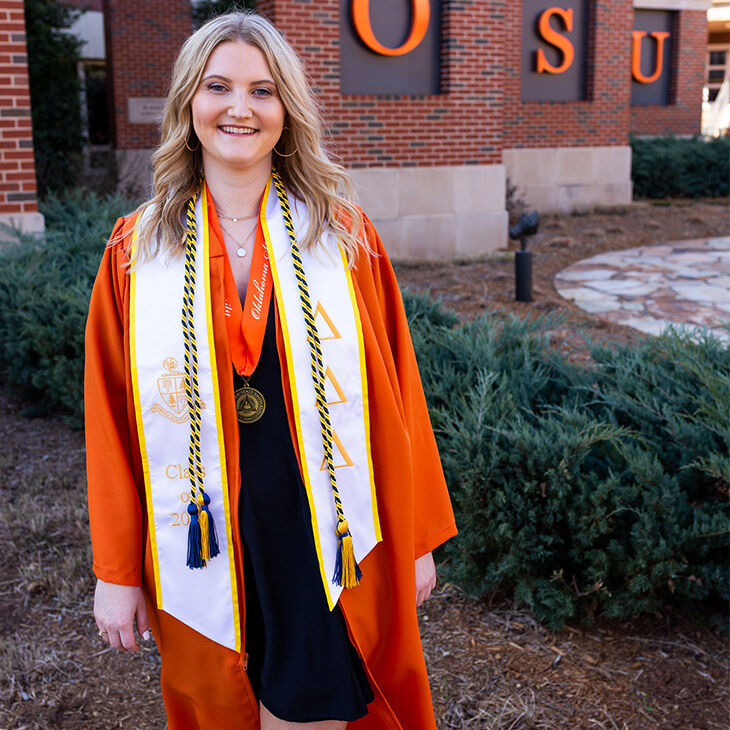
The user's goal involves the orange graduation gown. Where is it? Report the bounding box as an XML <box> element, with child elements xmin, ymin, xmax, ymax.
<box><xmin>84</xmin><ymin>205</ymin><xmax>457</xmax><ymax>729</ymax></box>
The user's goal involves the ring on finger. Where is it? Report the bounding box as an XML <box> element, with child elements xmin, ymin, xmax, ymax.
<box><xmin>98</xmin><ymin>630</ymin><xmax>108</xmax><ymax>637</ymax></box>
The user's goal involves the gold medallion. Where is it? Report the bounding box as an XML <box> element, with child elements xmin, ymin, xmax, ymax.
<box><xmin>235</xmin><ymin>384</ymin><xmax>266</xmax><ymax>424</ymax></box>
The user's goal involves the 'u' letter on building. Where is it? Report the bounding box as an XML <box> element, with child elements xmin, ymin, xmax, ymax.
<box><xmin>631</xmin><ymin>31</ymin><xmax>670</xmax><ymax>84</ymax></box>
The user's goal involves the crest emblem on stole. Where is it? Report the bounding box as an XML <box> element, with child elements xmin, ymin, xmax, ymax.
<box><xmin>151</xmin><ymin>357</ymin><xmax>205</xmax><ymax>423</ymax></box>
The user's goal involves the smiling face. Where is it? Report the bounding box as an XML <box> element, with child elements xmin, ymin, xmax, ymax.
<box><xmin>191</xmin><ymin>40</ymin><xmax>286</xmax><ymax>178</ymax></box>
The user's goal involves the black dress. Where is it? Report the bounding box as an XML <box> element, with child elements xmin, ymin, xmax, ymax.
<box><xmin>236</xmin><ymin>298</ymin><xmax>374</xmax><ymax>722</ymax></box>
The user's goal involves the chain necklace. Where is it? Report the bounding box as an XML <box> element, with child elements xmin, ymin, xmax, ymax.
<box><xmin>220</xmin><ymin>219</ymin><xmax>257</xmax><ymax>258</ymax></box>
<box><xmin>218</xmin><ymin>209</ymin><xmax>258</xmax><ymax>223</ymax></box>
<box><xmin>209</xmin><ymin>188</ymin><xmax>258</xmax><ymax>224</ymax></box>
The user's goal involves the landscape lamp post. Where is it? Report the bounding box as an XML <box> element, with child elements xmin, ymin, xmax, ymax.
<box><xmin>509</xmin><ymin>211</ymin><xmax>539</xmax><ymax>302</ymax></box>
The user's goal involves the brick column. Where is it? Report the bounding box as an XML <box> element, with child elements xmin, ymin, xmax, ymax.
<box><xmin>256</xmin><ymin>0</ymin><xmax>276</xmax><ymax>22</ymax></box>
<box><xmin>0</xmin><ymin>0</ymin><xmax>42</xmax><ymax>233</ymax></box>
<box><xmin>103</xmin><ymin>0</ymin><xmax>190</xmax><ymax>197</ymax></box>
<box><xmin>255</xmin><ymin>0</ymin><xmax>509</xmax><ymax>258</ymax></box>
<box><xmin>502</xmin><ymin>0</ymin><xmax>634</xmax><ymax>212</ymax></box>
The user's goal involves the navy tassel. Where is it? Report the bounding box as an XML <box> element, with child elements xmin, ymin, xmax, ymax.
<box><xmin>186</xmin><ymin>502</ymin><xmax>205</xmax><ymax>569</ymax></box>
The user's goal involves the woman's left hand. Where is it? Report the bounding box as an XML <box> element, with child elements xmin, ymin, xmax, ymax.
<box><xmin>415</xmin><ymin>551</ymin><xmax>436</xmax><ymax>607</ymax></box>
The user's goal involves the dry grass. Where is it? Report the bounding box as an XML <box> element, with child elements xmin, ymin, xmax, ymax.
<box><xmin>1</xmin><ymin>392</ymin><xmax>727</xmax><ymax>730</ymax></box>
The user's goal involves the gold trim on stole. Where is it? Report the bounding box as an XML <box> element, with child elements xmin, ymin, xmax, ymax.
<box><xmin>129</xmin><ymin>227</ymin><xmax>164</xmax><ymax>608</ymax></box>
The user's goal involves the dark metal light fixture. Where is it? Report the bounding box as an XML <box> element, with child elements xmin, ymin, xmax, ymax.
<box><xmin>509</xmin><ymin>210</ymin><xmax>539</xmax><ymax>302</ymax></box>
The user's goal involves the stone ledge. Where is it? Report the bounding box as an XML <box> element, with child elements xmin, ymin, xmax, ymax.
<box><xmin>633</xmin><ymin>0</ymin><xmax>710</xmax><ymax>10</ymax></box>
<box><xmin>503</xmin><ymin>146</ymin><xmax>633</xmax><ymax>214</ymax></box>
<box><xmin>349</xmin><ymin>164</ymin><xmax>506</xmax><ymax>220</ymax></box>
<box><xmin>0</xmin><ymin>211</ymin><xmax>44</xmax><ymax>238</ymax></box>
<box><xmin>503</xmin><ymin>146</ymin><xmax>631</xmax><ymax>187</ymax></box>
<box><xmin>508</xmin><ymin>182</ymin><xmax>633</xmax><ymax>214</ymax></box>
<box><xmin>371</xmin><ymin>211</ymin><xmax>508</xmax><ymax>260</ymax></box>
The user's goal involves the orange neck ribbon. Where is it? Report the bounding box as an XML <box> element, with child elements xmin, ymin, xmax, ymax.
<box><xmin>211</xmin><ymin>197</ymin><xmax>273</xmax><ymax>378</ymax></box>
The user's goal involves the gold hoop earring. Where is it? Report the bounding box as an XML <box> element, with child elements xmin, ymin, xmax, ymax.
<box><xmin>185</xmin><ymin>137</ymin><xmax>200</xmax><ymax>152</ymax></box>
<box><xmin>274</xmin><ymin>146</ymin><xmax>298</xmax><ymax>158</ymax></box>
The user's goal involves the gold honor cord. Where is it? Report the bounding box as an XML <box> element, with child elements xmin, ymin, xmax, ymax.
<box><xmin>182</xmin><ymin>192</ymin><xmax>220</xmax><ymax>568</ymax></box>
<box><xmin>271</xmin><ymin>170</ymin><xmax>362</xmax><ymax>588</ymax></box>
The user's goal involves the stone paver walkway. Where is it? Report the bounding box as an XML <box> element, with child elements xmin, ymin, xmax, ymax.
<box><xmin>554</xmin><ymin>237</ymin><xmax>730</xmax><ymax>341</ymax></box>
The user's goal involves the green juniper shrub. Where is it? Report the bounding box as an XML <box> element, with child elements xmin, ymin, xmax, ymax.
<box><xmin>407</xmin><ymin>303</ymin><xmax>729</xmax><ymax>628</ymax></box>
<box><xmin>401</xmin><ymin>287</ymin><xmax>459</xmax><ymax>329</ymax></box>
<box><xmin>0</xmin><ymin>190</ymin><xmax>136</xmax><ymax>426</ymax></box>
<box><xmin>585</xmin><ymin>330</ymin><xmax>729</xmax><ymax>615</ymax></box>
<box><xmin>631</xmin><ymin>135</ymin><xmax>730</xmax><ymax>199</ymax></box>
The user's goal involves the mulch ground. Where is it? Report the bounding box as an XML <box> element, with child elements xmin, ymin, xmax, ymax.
<box><xmin>1</xmin><ymin>199</ymin><xmax>728</xmax><ymax>729</ymax></box>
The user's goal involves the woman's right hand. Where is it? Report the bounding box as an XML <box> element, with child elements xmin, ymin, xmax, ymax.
<box><xmin>94</xmin><ymin>578</ymin><xmax>150</xmax><ymax>651</ymax></box>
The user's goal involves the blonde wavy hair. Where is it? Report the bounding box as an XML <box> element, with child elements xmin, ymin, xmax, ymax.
<box><xmin>133</xmin><ymin>10</ymin><xmax>364</xmax><ymax>264</ymax></box>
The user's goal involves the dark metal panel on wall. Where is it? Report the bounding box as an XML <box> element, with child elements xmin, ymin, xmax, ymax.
<box><xmin>339</xmin><ymin>0</ymin><xmax>441</xmax><ymax>95</ymax></box>
<box><xmin>631</xmin><ymin>10</ymin><xmax>674</xmax><ymax>106</ymax></box>
<box><xmin>521</xmin><ymin>0</ymin><xmax>588</xmax><ymax>102</ymax></box>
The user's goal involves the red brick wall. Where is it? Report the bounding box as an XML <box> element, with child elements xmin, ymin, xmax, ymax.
<box><xmin>0</xmin><ymin>0</ymin><xmax>37</xmax><ymax>216</ymax></box>
<box><xmin>102</xmin><ymin>0</ymin><xmax>190</xmax><ymax>149</ymax></box>
<box><xmin>259</xmin><ymin>0</ymin><xmax>505</xmax><ymax>167</ymax></box>
<box><xmin>630</xmin><ymin>9</ymin><xmax>705</xmax><ymax>136</ymax></box>
<box><xmin>502</xmin><ymin>0</ymin><xmax>633</xmax><ymax>149</ymax></box>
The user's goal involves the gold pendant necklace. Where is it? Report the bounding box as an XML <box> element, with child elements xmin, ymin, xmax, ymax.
<box><xmin>220</xmin><ymin>219</ymin><xmax>257</xmax><ymax>259</ymax></box>
<box><xmin>234</xmin><ymin>377</ymin><xmax>266</xmax><ymax>424</ymax></box>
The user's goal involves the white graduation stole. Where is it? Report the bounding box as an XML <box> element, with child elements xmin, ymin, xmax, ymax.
<box><xmin>129</xmin><ymin>179</ymin><xmax>381</xmax><ymax>648</ymax></box>
<box><xmin>130</xmin><ymin>193</ymin><xmax>240</xmax><ymax>651</ymax></box>
<box><xmin>261</xmin><ymin>179</ymin><xmax>381</xmax><ymax>610</ymax></box>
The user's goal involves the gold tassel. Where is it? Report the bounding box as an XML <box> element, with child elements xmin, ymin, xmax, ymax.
<box><xmin>334</xmin><ymin>520</ymin><xmax>362</xmax><ymax>588</ymax></box>
<box><xmin>197</xmin><ymin>493</ymin><xmax>210</xmax><ymax>562</ymax></box>
<box><xmin>340</xmin><ymin>532</ymin><xmax>359</xmax><ymax>588</ymax></box>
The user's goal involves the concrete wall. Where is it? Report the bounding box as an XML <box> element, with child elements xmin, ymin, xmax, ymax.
<box><xmin>350</xmin><ymin>165</ymin><xmax>508</xmax><ymax>259</ymax></box>
<box><xmin>503</xmin><ymin>146</ymin><xmax>633</xmax><ymax>213</ymax></box>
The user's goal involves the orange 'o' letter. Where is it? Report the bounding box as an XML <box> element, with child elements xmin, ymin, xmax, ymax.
<box><xmin>536</xmin><ymin>7</ymin><xmax>575</xmax><ymax>74</ymax></box>
<box><xmin>631</xmin><ymin>30</ymin><xmax>670</xmax><ymax>84</ymax></box>
<box><xmin>351</xmin><ymin>0</ymin><xmax>430</xmax><ymax>57</ymax></box>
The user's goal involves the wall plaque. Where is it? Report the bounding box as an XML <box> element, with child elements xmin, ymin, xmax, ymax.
<box><xmin>128</xmin><ymin>97</ymin><xmax>166</xmax><ymax>124</ymax></box>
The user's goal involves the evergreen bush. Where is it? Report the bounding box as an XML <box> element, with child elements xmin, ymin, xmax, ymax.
<box><xmin>0</xmin><ymin>194</ymin><xmax>726</xmax><ymax>627</ymax></box>
<box><xmin>631</xmin><ymin>135</ymin><xmax>730</xmax><ymax>199</ymax></box>
<box><xmin>409</xmin><ymin>309</ymin><xmax>729</xmax><ymax>627</ymax></box>
<box><xmin>0</xmin><ymin>190</ymin><xmax>135</xmax><ymax>426</ymax></box>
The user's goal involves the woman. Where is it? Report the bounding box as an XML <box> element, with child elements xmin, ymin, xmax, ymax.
<box><xmin>86</xmin><ymin>10</ymin><xmax>456</xmax><ymax>730</ymax></box>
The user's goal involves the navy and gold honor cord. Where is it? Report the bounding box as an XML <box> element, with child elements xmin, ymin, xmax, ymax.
<box><xmin>182</xmin><ymin>192</ymin><xmax>220</xmax><ymax>569</ymax></box>
<box><xmin>271</xmin><ymin>170</ymin><xmax>362</xmax><ymax>589</ymax></box>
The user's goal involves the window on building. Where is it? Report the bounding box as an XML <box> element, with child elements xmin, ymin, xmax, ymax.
<box><xmin>706</xmin><ymin>44</ymin><xmax>730</xmax><ymax>103</ymax></box>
